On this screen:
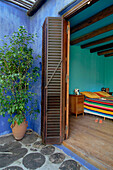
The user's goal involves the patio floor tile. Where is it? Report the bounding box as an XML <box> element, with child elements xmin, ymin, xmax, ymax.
<box><xmin>0</xmin><ymin>131</ymin><xmax>87</xmax><ymax>170</ymax></box>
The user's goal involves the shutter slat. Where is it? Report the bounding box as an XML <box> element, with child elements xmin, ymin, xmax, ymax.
<box><xmin>48</xmin><ymin>40</ymin><xmax>62</xmax><ymax>42</ymax></box>
<box><xmin>48</xmin><ymin>23</ymin><xmax>62</xmax><ymax>25</ymax></box>
<box><xmin>48</xmin><ymin>48</ymin><xmax>61</xmax><ymax>50</ymax></box>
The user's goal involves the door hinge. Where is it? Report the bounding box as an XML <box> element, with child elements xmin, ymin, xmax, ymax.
<box><xmin>65</xmin><ymin>125</ymin><xmax>68</xmax><ymax>133</ymax></box>
<box><xmin>66</xmin><ymin>74</ymin><xmax>69</xmax><ymax>82</ymax></box>
<box><xmin>67</xmin><ymin>25</ymin><xmax>69</xmax><ymax>34</ymax></box>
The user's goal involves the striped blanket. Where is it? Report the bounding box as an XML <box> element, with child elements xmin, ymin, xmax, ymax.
<box><xmin>84</xmin><ymin>97</ymin><xmax>113</xmax><ymax>119</ymax></box>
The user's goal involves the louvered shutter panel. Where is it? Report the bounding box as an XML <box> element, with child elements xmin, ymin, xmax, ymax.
<box><xmin>41</xmin><ymin>17</ymin><xmax>69</xmax><ymax>144</ymax></box>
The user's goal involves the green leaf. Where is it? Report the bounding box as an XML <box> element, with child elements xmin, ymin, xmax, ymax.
<box><xmin>0</xmin><ymin>26</ymin><xmax>40</xmax><ymax>124</ymax></box>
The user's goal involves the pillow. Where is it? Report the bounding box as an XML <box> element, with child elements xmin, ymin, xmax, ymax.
<box><xmin>95</xmin><ymin>91</ymin><xmax>111</xmax><ymax>97</ymax></box>
<box><xmin>80</xmin><ymin>91</ymin><xmax>100</xmax><ymax>98</ymax></box>
<box><xmin>94</xmin><ymin>92</ymin><xmax>105</xmax><ymax>97</ymax></box>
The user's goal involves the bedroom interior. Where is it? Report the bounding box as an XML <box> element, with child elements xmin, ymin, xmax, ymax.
<box><xmin>1</xmin><ymin>0</ymin><xmax>112</xmax><ymax>169</ymax></box>
<box><xmin>62</xmin><ymin>0</ymin><xmax>113</xmax><ymax>169</ymax></box>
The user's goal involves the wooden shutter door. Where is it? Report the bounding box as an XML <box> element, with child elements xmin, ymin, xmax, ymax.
<box><xmin>41</xmin><ymin>17</ymin><xmax>69</xmax><ymax>144</ymax></box>
<box><xmin>63</xmin><ymin>21</ymin><xmax>70</xmax><ymax>139</ymax></box>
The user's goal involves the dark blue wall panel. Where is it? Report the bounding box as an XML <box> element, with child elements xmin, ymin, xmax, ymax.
<box><xmin>0</xmin><ymin>0</ymin><xmax>29</xmax><ymax>135</ymax></box>
<box><xmin>0</xmin><ymin>0</ymin><xmax>74</xmax><ymax>136</ymax></box>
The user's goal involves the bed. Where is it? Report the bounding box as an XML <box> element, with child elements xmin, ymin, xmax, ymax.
<box><xmin>81</xmin><ymin>91</ymin><xmax>113</xmax><ymax>119</ymax></box>
<box><xmin>84</xmin><ymin>97</ymin><xmax>113</xmax><ymax>119</ymax></box>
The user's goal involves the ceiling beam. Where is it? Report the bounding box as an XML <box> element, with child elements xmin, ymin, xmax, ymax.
<box><xmin>16</xmin><ymin>0</ymin><xmax>32</xmax><ymax>8</ymax></box>
<box><xmin>90</xmin><ymin>42</ymin><xmax>113</xmax><ymax>53</ymax></box>
<box><xmin>98</xmin><ymin>49</ymin><xmax>113</xmax><ymax>56</ymax></box>
<box><xmin>71</xmin><ymin>4</ymin><xmax>113</xmax><ymax>34</ymax></box>
<box><xmin>18</xmin><ymin>0</ymin><xmax>34</xmax><ymax>6</ymax></box>
<box><xmin>7</xmin><ymin>0</ymin><xmax>30</xmax><ymax>9</ymax></box>
<box><xmin>70</xmin><ymin>23</ymin><xmax>113</xmax><ymax>45</ymax></box>
<box><xmin>27</xmin><ymin>0</ymin><xmax>35</xmax><ymax>3</ymax></box>
<box><xmin>63</xmin><ymin>0</ymin><xmax>99</xmax><ymax>20</ymax></box>
<box><xmin>27</xmin><ymin>0</ymin><xmax>46</xmax><ymax>16</ymax></box>
<box><xmin>81</xmin><ymin>35</ymin><xmax>113</xmax><ymax>49</ymax></box>
<box><xmin>104</xmin><ymin>53</ymin><xmax>113</xmax><ymax>57</ymax></box>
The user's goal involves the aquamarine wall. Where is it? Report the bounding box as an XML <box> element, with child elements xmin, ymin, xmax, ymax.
<box><xmin>1</xmin><ymin>0</ymin><xmax>113</xmax><ymax>136</ymax></box>
<box><xmin>105</xmin><ymin>57</ymin><xmax>113</xmax><ymax>92</ymax></box>
<box><xmin>69</xmin><ymin>46</ymin><xmax>105</xmax><ymax>94</ymax></box>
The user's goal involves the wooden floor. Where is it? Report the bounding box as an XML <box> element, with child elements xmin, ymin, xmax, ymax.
<box><xmin>63</xmin><ymin>114</ymin><xmax>113</xmax><ymax>170</ymax></box>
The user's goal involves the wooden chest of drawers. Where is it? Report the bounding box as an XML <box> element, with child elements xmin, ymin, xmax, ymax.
<box><xmin>69</xmin><ymin>95</ymin><xmax>84</xmax><ymax>118</ymax></box>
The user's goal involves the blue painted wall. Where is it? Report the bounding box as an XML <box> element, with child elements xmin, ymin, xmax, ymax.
<box><xmin>29</xmin><ymin>0</ymin><xmax>74</xmax><ymax>135</ymax></box>
<box><xmin>69</xmin><ymin>46</ymin><xmax>105</xmax><ymax>94</ymax></box>
<box><xmin>30</xmin><ymin>0</ymin><xmax>113</xmax><ymax>135</ymax></box>
<box><xmin>1</xmin><ymin>0</ymin><xmax>112</xmax><ymax>136</ymax></box>
<box><xmin>0</xmin><ymin>0</ymin><xmax>29</xmax><ymax>135</ymax></box>
<box><xmin>0</xmin><ymin>1</ymin><xmax>29</xmax><ymax>45</ymax></box>
<box><xmin>0</xmin><ymin>0</ymin><xmax>74</xmax><ymax>136</ymax></box>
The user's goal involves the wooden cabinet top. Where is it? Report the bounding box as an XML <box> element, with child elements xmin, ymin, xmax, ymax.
<box><xmin>69</xmin><ymin>94</ymin><xmax>84</xmax><ymax>97</ymax></box>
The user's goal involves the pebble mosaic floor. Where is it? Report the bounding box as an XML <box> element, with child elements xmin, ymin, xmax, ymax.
<box><xmin>0</xmin><ymin>130</ymin><xmax>86</xmax><ymax>170</ymax></box>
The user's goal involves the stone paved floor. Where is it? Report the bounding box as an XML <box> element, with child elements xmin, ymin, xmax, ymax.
<box><xmin>0</xmin><ymin>130</ymin><xmax>87</xmax><ymax>170</ymax></box>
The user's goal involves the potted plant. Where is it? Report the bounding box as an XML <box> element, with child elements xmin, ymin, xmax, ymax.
<box><xmin>0</xmin><ymin>26</ymin><xmax>40</xmax><ymax>140</ymax></box>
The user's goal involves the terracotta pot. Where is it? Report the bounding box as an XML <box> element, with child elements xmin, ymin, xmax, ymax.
<box><xmin>11</xmin><ymin>121</ymin><xmax>28</xmax><ymax>140</ymax></box>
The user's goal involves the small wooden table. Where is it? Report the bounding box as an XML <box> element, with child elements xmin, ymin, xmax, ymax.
<box><xmin>69</xmin><ymin>95</ymin><xmax>84</xmax><ymax>118</ymax></box>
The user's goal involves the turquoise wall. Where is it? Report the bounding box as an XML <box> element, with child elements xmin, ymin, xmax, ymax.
<box><xmin>105</xmin><ymin>57</ymin><xmax>113</xmax><ymax>92</ymax></box>
<box><xmin>69</xmin><ymin>46</ymin><xmax>105</xmax><ymax>94</ymax></box>
<box><xmin>1</xmin><ymin>0</ymin><xmax>113</xmax><ymax>136</ymax></box>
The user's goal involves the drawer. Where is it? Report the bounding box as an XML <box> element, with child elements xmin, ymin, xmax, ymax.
<box><xmin>78</xmin><ymin>97</ymin><xmax>84</xmax><ymax>103</ymax></box>
<box><xmin>69</xmin><ymin>94</ymin><xmax>84</xmax><ymax>117</ymax></box>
